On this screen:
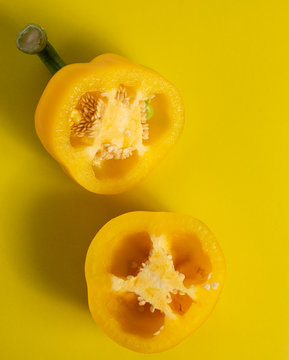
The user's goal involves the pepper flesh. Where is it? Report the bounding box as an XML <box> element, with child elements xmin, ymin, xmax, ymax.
<box><xmin>85</xmin><ymin>212</ymin><xmax>225</xmax><ymax>353</ymax></box>
<box><xmin>35</xmin><ymin>54</ymin><xmax>184</xmax><ymax>194</ymax></box>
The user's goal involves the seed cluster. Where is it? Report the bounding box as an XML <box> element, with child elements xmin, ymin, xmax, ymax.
<box><xmin>96</xmin><ymin>144</ymin><xmax>135</xmax><ymax>162</ymax></box>
<box><xmin>71</xmin><ymin>93</ymin><xmax>104</xmax><ymax>138</ymax></box>
<box><xmin>115</xmin><ymin>84</ymin><xmax>130</xmax><ymax>105</ymax></box>
<box><xmin>140</xmin><ymin>100</ymin><xmax>149</xmax><ymax>140</ymax></box>
<box><xmin>134</xmin><ymin>277</ymin><xmax>186</xmax><ymax>311</ymax></box>
<box><xmin>70</xmin><ymin>85</ymin><xmax>154</xmax><ymax>163</ymax></box>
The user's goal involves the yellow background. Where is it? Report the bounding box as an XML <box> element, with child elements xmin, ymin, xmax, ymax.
<box><xmin>1</xmin><ymin>0</ymin><xmax>289</xmax><ymax>359</ymax></box>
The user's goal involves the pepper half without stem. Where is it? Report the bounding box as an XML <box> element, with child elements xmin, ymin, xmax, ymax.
<box><xmin>16</xmin><ymin>24</ymin><xmax>65</xmax><ymax>75</ymax></box>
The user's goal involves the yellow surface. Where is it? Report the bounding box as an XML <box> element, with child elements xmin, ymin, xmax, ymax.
<box><xmin>0</xmin><ymin>0</ymin><xmax>289</xmax><ymax>359</ymax></box>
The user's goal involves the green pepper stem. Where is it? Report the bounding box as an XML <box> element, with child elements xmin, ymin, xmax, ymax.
<box><xmin>16</xmin><ymin>24</ymin><xmax>65</xmax><ymax>75</ymax></box>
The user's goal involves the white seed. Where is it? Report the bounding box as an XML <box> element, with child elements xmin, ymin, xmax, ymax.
<box><xmin>172</xmin><ymin>289</ymin><xmax>178</xmax><ymax>294</ymax></box>
<box><xmin>179</xmin><ymin>291</ymin><xmax>185</xmax><ymax>296</ymax></box>
<box><xmin>167</xmin><ymin>254</ymin><xmax>172</xmax><ymax>260</ymax></box>
<box><xmin>150</xmin><ymin>305</ymin><xmax>155</xmax><ymax>313</ymax></box>
<box><xmin>126</xmin><ymin>275</ymin><xmax>134</xmax><ymax>280</ymax></box>
<box><xmin>153</xmin><ymin>325</ymin><xmax>164</xmax><ymax>336</ymax></box>
<box><xmin>139</xmin><ymin>300</ymin><xmax>146</xmax><ymax>306</ymax></box>
<box><xmin>211</xmin><ymin>282</ymin><xmax>219</xmax><ymax>290</ymax></box>
<box><xmin>179</xmin><ymin>273</ymin><xmax>185</xmax><ymax>281</ymax></box>
<box><xmin>203</xmin><ymin>283</ymin><xmax>210</xmax><ymax>290</ymax></box>
<box><xmin>122</xmin><ymin>148</ymin><xmax>130</xmax><ymax>157</ymax></box>
<box><xmin>207</xmin><ymin>272</ymin><xmax>212</xmax><ymax>280</ymax></box>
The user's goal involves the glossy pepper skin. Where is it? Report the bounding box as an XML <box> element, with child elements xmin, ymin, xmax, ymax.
<box><xmin>85</xmin><ymin>212</ymin><xmax>225</xmax><ymax>353</ymax></box>
<box><xmin>35</xmin><ymin>54</ymin><xmax>184</xmax><ymax>194</ymax></box>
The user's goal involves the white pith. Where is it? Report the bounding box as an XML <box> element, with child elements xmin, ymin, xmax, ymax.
<box><xmin>69</xmin><ymin>85</ymin><xmax>152</xmax><ymax>166</ymax></box>
<box><xmin>111</xmin><ymin>234</ymin><xmax>196</xmax><ymax>320</ymax></box>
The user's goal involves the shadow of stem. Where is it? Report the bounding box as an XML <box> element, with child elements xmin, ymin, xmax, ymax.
<box><xmin>28</xmin><ymin>186</ymin><xmax>166</xmax><ymax>309</ymax></box>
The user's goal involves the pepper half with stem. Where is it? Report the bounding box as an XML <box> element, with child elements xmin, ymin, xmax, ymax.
<box><xmin>17</xmin><ymin>24</ymin><xmax>185</xmax><ymax>194</ymax></box>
